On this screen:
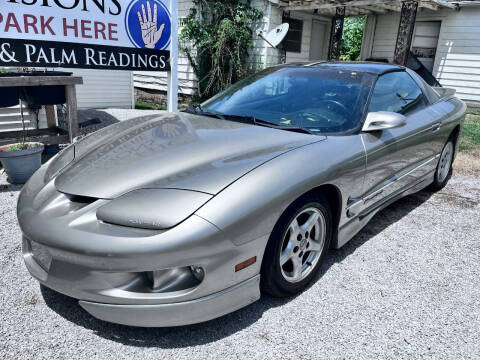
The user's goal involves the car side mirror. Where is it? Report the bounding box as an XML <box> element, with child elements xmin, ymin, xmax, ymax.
<box><xmin>362</xmin><ymin>111</ymin><xmax>407</xmax><ymax>132</ymax></box>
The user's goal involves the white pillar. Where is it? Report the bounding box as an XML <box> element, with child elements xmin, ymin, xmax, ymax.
<box><xmin>167</xmin><ymin>0</ymin><xmax>178</xmax><ymax>112</ymax></box>
<box><xmin>360</xmin><ymin>15</ymin><xmax>377</xmax><ymax>61</ymax></box>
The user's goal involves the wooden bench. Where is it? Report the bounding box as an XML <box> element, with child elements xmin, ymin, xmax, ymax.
<box><xmin>0</xmin><ymin>75</ymin><xmax>83</xmax><ymax>146</ymax></box>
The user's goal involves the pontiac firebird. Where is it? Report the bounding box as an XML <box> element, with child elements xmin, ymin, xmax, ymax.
<box><xmin>18</xmin><ymin>63</ymin><xmax>466</xmax><ymax>327</ymax></box>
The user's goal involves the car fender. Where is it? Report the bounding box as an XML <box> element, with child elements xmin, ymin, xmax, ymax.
<box><xmin>196</xmin><ymin>135</ymin><xmax>366</xmax><ymax>247</ymax></box>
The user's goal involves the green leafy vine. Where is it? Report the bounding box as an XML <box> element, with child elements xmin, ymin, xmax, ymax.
<box><xmin>180</xmin><ymin>0</ymin><xmax>263</xmax><ymax>100</ymax></box>
<box><xmin>340</xmin><ymin>17</ymin><xmax>365</xmax><ymax>61</ymax></box>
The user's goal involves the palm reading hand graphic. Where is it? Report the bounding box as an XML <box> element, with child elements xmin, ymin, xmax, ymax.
<box><xmin>137</xmin><ymin>1</ymin><xmax>165</xmax><ymax>49</ymax></box>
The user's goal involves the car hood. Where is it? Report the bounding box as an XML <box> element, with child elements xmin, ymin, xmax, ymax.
<box><xmin>54</xmin><ymin>112</ymin><xmax>323</xmax><ymax>199</ymax></box>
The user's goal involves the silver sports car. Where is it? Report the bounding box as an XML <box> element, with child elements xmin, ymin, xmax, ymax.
<box><xmin>18</xmin><ymin>62</ymin><xmax>465</xmax><ymax>327</ymax></box>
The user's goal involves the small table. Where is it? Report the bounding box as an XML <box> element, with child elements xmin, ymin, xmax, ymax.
<box><xmin>0</xmin><ymin>75</ymin><xmax>83</xmax><ymax>146</ymax></box>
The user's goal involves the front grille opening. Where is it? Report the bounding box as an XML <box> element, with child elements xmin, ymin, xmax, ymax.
<box><xmin>64</xmin><ymin>193</ymin><xmax>98</xmax><ymax>205</ymax></box>
<box><xmin>39</xmin><ymin>192</ymin><xmax>99</xmax><ymax>217</ymax></box>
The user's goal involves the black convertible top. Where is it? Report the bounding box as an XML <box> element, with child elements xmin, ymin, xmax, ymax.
<box><xmin>282</xmin><ymin>61</ymin><xmax>404</xmax><ymax>75</ymax></box>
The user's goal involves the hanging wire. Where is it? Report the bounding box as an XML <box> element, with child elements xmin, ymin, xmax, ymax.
<box><xmin>19</xmin><ymin>100</ymin><xmax>27</xmax><ymax>147</ymax></box>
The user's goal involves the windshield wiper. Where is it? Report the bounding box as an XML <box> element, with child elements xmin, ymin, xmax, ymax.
<box><xmin>185</xmin><ymin>104</ymin><xmax>213</xmax><ymax>116</ymax></box>
<box><xmin>185</xmin><ymin>107</ymin><xmax>254</xmax><ymax>124</ymax></box>
<box><xmin>213</xmin><ymin>114</ymin><xmax>313</xmax><ymax>134</ymax></box>
<box><xmin>185</xmin><ymin>107</ymin><xmax>313</xmax><ymax>135</ymax></box>
<box><xmin>253</xmin><ymin>117</ymin><xmax>314</xmax><ymax>135</ymax></box>
<box><xmin>185</xmin><ymin>104</ymin><xmax>226</xmax><ymax>119</ymax></box>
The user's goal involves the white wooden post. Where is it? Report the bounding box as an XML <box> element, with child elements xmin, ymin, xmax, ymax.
<box><xmin>360</xmin><ymin>15</ymin><xmax>377</xmax><ymax>61</ymax></box>
<box><xmin>167</xmin><ymin>0</ymin><xmax>178</xmax><ymax>112</ymax></box>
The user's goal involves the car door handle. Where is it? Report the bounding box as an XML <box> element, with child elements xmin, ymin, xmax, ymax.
<box><xmin>431</xmin><ymin>123</ymin><xmax>441</xmax><ymax>132</ymax></box>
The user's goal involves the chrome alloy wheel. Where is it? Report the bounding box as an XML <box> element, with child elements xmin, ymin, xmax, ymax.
<box><xmin>280</xmin><ymin>207</ymin><xmax>326</xmax><ymax>283</ymax></box>
<box><xmin>438</xmin><ymin>141</ymin><xmax>454</xmax><ymax>183</ymax></box>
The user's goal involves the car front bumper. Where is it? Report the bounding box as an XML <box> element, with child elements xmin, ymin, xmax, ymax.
<box><xmin>22</xmin><ymin>231</ymin><xmax>262</xmax><ymax>327</ymax></box>
<box><xmin>78</xmin><ymin>275</ymin><xmax>260</xmax><ymax>327</ymax></box>
<box><xmin>18</xmin><ymin>165</ymin><xmax>265</xmax><ymax>327</ymax></box>
<box><xmin>23</xmin><ymin>236</ymin><xmax>259</xmax><ymax>327</ymax></box>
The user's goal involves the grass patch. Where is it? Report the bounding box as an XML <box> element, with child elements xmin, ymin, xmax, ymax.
<box><xmin>135</xmin><ymin>101</ymin><xmax>166</xmax><ymax>111</ymax></box>
<box><xmin>459</xmin><ymin>113</ymin><xmax>480</xmax><ymax>152</ymax></box>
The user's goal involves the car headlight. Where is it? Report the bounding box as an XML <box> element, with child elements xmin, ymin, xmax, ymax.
<box><xmin>96</xmin><ymin>189</ymin><xmax>213</xmax><ymax>230</ymax></box>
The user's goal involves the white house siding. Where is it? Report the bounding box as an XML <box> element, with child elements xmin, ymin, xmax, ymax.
<box><xmin>61</xmin><ymin>68</ymin><xmax>134</xmax><ymax>109</ymax></box>
<box><xmin>249</xmin><ymin>6</ymin><xmax>332</xmax><ymax>68</ymax></box>
<box><xmin>134</xmin><ymin>0</ymin><xmax>197</xmax><ymax>96</ymax></box>
<box><xmin>133</xmin><ymin>1</ymin><xmax>332</xmax><ymax>97</ymax></box>
<box><xmin>369</xmin><ymin>12</ymin><xmax>399</xmax><ymax>62</ymax></box>
<box><xmin>285</xmin><ymin>11</ymin><xmax>330</xmax><ymax>63</ymax></box>
<box><xmin>251</xmin><ymin>0</ymin><xmax>283</xmax><ymax>69</ymax></box>
<box><xmin>369</xmin><ymin>7</ymin><xmax>480</xmax><ymax>105</ymax></box>
<box><xmin>134</xmin><ymin>0</ymin><xmax>282</xmax><ymax>96</ymax></box>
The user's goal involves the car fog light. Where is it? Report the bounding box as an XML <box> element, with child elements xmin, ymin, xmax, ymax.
<box><xmin>190</xmin><ymin>265</ymin><xmax>205</xmax><ymax>282</ymax></box>
<box><xmin>146</xmin><ymin>266</ymin><xmax>204</xmax><ymax>292</ymax></box>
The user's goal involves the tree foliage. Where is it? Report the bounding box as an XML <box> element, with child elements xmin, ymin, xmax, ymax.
<box><xmin>180</xmin><ymin>0</ymin><xmax>263</xmax><ymax>100</ymax></box>
<box><xmin>340</xmin><ymin>17</ymin><xmax>365</xmax><ymax>61</ymax></box>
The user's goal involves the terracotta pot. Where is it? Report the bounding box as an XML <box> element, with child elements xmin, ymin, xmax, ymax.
<box><xmin>0</xmin><ymin>143</ymin><xmax>44</xmax><ymax>184</ymax></box>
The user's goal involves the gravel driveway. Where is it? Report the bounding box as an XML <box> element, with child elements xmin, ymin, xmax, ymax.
<box><xmin>1</xmin><ymin>171</ymin><xmax>479</xmax><ymax>359</ymax></box>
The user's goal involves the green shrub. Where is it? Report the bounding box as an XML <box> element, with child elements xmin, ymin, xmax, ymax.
<box><xmin>340</xmin><ymin>17</ymin><xmax>365</xmax><ymax>61</ymax></box>
<box><xmin>180</xmin><ymin>0</ymin><xmax>263</xmax><ymax>100</ymax></box>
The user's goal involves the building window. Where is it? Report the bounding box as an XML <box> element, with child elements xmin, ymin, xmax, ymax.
<box><xmin>283</xmin><ymin>16</ymin><xmax>303</xmax><ymax>53</ymax></box>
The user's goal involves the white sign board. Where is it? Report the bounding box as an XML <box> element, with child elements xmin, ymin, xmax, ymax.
<box><xmin>0</xmin><ymin>0</ymin><xmax>172</xmax><ymax>71</ymax></box>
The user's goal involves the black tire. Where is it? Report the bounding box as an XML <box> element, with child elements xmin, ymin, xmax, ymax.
<box><xmin>261</xmin><ymin>194</ymin><xmax>332</xmax><ymax>297</ymax></box>
<box><xmin>428</xmin><ymin>139</ymin><xmax>455</xmax><ymax>192</ymax></box>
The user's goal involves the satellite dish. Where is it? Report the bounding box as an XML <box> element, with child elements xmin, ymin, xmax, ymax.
<box><xmin>258</xmin><ymin>23</ymin><xmax>289</xmax><ymax>48</ymax></box>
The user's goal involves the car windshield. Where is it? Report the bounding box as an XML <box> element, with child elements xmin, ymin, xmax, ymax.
<box><xmin>201</xmin><ymin>66</ymin><xmax>374</xmax><ymax>135</ymax></box>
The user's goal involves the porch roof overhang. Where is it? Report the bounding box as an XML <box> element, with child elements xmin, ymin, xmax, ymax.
<box><xmin>274</xmin><ymin>0</ymin><xmax>468</xmax><ymax>16</ymax></box>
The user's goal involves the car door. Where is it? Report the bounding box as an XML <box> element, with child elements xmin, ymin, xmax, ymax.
<box><xmin>361</xmin><ymin>70</ymin><xmax>443</xmax><ymax>210</ymax></box>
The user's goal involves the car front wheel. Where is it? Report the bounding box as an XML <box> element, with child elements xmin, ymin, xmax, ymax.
<box><xmin>261</xmin><ymin>194</ymin><xmax>332</xmax><ymax>297</ymax></box>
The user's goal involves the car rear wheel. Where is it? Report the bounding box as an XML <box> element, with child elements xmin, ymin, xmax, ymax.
<box><xmin>428</xmin><ymin>139</ymin><xmax>454</xmax><ymax>192</ymax></box>
<box><xmin>261</xmin><ymin>194</ymin><xmax>332</xmax><ymax>297</ymax></box>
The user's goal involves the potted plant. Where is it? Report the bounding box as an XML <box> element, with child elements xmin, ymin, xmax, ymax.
<box><xmin>0</xmin><ymin>102</ymin><xmax>43</xmax><ymax>184</ymax></box>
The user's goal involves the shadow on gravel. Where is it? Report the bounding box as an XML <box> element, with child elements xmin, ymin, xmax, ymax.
<box><xmin>41</xmin><ymin>284</ymin><xmax>290</xmax><ymax>348</ymax></box>
<box><xmin>319</xmin><ymin>190</ymin><xmax>434</xmax><ymax>281</ymax></box>
<box><xmin>41</xmin><ymin>190</ymin><xmax>433</xmax><ymax>348</ymax></box>
<box><xmin>0</xmin><ymin>182</ymin><xmax>22</xmax><ymax>193</ymax></box>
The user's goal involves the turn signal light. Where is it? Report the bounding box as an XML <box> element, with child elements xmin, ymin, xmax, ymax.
<box><xmin>235</xmin><ymin>256</ymin><xmax>257</xmax><ymax>272</ymax></box>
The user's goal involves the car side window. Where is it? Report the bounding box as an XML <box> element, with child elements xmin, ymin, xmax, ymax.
<box><xmin>368</xmin><ymin>71</ymin><xmax>427</xmax><ymax>115</ymax></box>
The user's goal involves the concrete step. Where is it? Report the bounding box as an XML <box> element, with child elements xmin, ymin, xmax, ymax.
<box><xmin>0</xmin><ymin>113</ymin><xmax>31</xmax><ymax>120</ymax></box>
<box><xmin>0</xmin><ymin>104</ymin><xmax>21</xmax><ymax>112</ymax></box>
<box><xmin>0</xmin><ymin>106</ymin><xmax>33</xmax><ymax>132</ymax></box>
<box><xmin>0</xmin><ymin>120</ymin><xmax>33</xmax><ymax>132</ymax></box>
<box><xmin>0</xmin><ymin>106</ymin><xmax>30</xmax><ymax>118</ymax></box>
